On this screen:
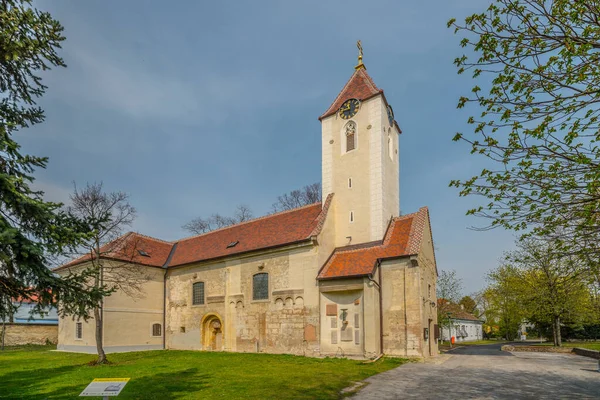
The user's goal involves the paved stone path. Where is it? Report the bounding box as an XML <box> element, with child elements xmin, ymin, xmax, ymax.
<box><xmin>352</xmin><ymin>344</ymin><xmax>600</xmax><ymax>399</ymax></box>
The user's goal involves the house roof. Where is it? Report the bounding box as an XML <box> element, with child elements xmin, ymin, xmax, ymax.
<box><xmin>317</xmin><ymin>207</ymin><xmax>430</xmax><ymax>280</ymax></box>
<box><xmin>438</xmin><ymin>300</ymin><xmax>482</xmax><ymax>322</ymax></box>
<box><xmin>318</xmin><ymin>67</ymin><xmax>401</xmax><ymax>132</ymax></box>
<box><xmin>57</xmin><ymin>194</ymin><xmax>334</xmax><ymax>270</ymax></box>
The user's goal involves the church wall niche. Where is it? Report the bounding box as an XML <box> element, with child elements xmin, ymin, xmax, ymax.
<box><xmin>318</xmin><ymin>287</ymin><xmax>364</xmax><ymax>356</ymax></box>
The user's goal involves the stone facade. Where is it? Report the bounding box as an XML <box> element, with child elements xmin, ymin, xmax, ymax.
<box><xmin>3</xmin><ymin>323</ymin><xmax>58</xmax><ymax>346</ymax></box>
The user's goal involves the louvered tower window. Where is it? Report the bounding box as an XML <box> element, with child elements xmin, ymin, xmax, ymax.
<box><xmin>345</xmin><ymin>121</ymin><xmax>356</xmax><ymax>152</ymax></box>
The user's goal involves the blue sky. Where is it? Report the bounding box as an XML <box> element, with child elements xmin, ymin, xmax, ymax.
<box><xmin>23</xmin><ymin>0</ymin><xmax>516</xmax><ymax>293</ymax></box>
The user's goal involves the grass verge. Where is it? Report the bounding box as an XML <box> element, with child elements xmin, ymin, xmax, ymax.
<box><xmin>0</xmin><ymin>345</ymin><xmax>408</xmax><ymax>399</ymax></box>
<box><xmin>531</xmin><ymin>342</ymin><xmax>600</xmax><ymax>351</ymax></box>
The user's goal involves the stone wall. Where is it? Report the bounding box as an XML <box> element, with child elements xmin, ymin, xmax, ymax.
<box><xmin>573</xmin><ymin>347</ymin><xmax>600</xmax><ymax>359</ymax></box>
<box><xmin>3</xmin><ymin>323</ymin><xmax>58</xmax><ymax>346</ymax></box>
<box><xmin>501</xmin><ymin>345</ymin><xmax>573</xmax><ymax>353</ymax></box>
<box><xmin>166</xmin><ymin>243</ymin><xmax>321</xmax><ymax>355</ymax></box>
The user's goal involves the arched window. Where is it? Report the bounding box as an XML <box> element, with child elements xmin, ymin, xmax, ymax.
<box><xmin>388</xmin><ymin>135</ymin><xmax>393</xmax><ymax>160</ymax></box>
<box><xmin>192</xmin><ymin>282</ymin><xmax>205</xmax><ymax>305</ymax></box>
<box><xmin>253</xmin><ymin>273</ymin><xmax>269</xmax><ymax>300</ymax></box>
<box><xmin>345</xmin><ymin>121</ymin><xmax>356</xmax><ymax>152</ymax></box>
<box><xmin>152</xmin><ymin>323</ymin><xmax>162</xmax><ymax>337</ymax></box>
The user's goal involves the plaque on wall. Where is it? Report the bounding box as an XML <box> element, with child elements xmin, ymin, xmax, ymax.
<box><xmin>340</xmin><ymin>325</ymin><xmax>353</xmax><ymax>342</ymax></box>
<box><xmin>326</xmin><ymin>304</ymin><xmax>337</xmax><ymax>316</ymax></box>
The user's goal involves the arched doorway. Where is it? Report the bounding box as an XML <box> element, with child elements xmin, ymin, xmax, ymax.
<box><xmin>202</xmin><ymin>314</ymin><xmax>223</xmax><ymax>351</ymax></box>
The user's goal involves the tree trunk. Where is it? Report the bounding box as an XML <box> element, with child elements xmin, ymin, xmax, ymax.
<box><xmin>554</xmin><ymin>316</ymin><xmax>562</xmax><ymax>347</ymax></box>
<box><xmin>1</xmin><ymin>321</ymin><xmax>6</xmax><ymax>351</ymax></box>
<box><xmin>93</xmin><ymin>306</ymin><xmax>107</xmax><ymax>364</ymax></box>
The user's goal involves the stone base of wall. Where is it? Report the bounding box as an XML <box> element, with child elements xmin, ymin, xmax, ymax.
<box><xmin>2</xmin><ymin>323</ymin><xmax>58</xmax><ymax>346</ymax></box>
<box><xmin>57</xmin><ymin>344</ymin><xmax>163</xmax><ymax>354</ymax></box>
<box><xmin>572</xmin><ymin>347</ymin><xmax>600</xmax><ymax>360</ymax></box>
<box><xmin>502</xmin><ymin>344</ymin><xmax>600</xmax><ymax>359</ymax></box>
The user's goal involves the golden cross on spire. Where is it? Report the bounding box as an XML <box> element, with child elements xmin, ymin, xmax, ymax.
<box><xmin>355</xmin><ymin>40</ymin><xmax>365</xmax><ymax>70</ymax></box>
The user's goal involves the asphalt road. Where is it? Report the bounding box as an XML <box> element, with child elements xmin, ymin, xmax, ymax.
<box><xmin>352</xmin><ymin>343</ymin><xmax>600</xmax><ymax>399</ymax></box>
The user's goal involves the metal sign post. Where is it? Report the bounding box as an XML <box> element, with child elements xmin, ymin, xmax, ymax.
<box><xmin>80</xmin><ymin>378</ymin><xmax>130</xmax><ymax>399</ymax></box>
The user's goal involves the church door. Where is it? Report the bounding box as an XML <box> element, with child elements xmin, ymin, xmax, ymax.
<box><xmin>202</xmin><ymin>315</ymin><xmax>223</xmax><ymax>351</ymax></box>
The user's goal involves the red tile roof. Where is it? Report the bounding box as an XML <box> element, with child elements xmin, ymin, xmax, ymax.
<box><xmin>317</xmin><ymin>207</ymin><xmax>430</xmax><ymax>280</ymax></box>
<box><xmin>320</xmin><ymin>68</ymin><xmax>382</xmax><ymax>120</ymax></box>
<box><xmin>56</xmin><ymin>232</ymin><xmax>175</xmax><ymax>271</ymax></box>
<box><xmin>319</xmin><ymin>67</ymin><xmax>402</xmax><ymax>133</ymax></box>
<box><xmin>169</xmin><ymin>194</ymin><xmax>333</xmax><ymax>267</ymax></box>
<box><xmin>57</xmin><ymin>194</ymin><xmax>334</xmax><ymax>270</ymax></box>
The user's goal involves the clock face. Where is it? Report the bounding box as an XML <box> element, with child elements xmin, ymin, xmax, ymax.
<box><xmin>387</xmin><ymin>105</ymin><xmax>394</xmax><ymax>126</ymax></box>
<box><xmin>339</xmin><ymin>98</ymin><xmax>360</xmax><ymax>119</ymax></box>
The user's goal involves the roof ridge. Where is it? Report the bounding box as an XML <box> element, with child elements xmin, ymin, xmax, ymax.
<box><xmin>177</xmin><ymin>201</ymin><xmax>322</xmax><ymax>243</ymax></box>
<box><xmin>129</xmin><ymin>231</ymin><xmax>173</xmax><ymax>244</ymax></box>
<box><xmin>358</xmin><ymin>68</ymin><xmax>379</xmax><ymax>92</ymax></box>
<box><xmin>320</xmin><ymin>69</ymin><xmax>360</xmax><ymax>119</ymax></box>
<box><xmin>309</xmin><ymin>193</ymin><xmax>334</xmax><ymax>237</ymax></box>
<box><xmin>405</xmin><ymin>207</ymin><xmax>429</xmax><ymax>255</ymax></box>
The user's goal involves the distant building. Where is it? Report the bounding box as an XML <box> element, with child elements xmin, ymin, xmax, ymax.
<box><xmin>3</xmin><ymin>295</ymin><xmax>58</xmax><ymax>325</ymax></box>
<box><xmin>440</xmin><ymin>302</ymin><xmax>483</xmax><ymax>342</ymax></box>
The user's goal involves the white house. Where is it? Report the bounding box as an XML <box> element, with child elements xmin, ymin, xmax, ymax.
<box><xmin>440</xmin><ymin>304</ymin><xmax>483</xmax><ymax>343</ymax></box>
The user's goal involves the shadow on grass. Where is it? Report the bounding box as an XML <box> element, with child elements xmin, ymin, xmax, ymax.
<box><xmin>1</xmin><ymin>367</ymin><xmax>210</xmax><ymax>400</ymax></box>
<box><xmin>0</xmin><ymin>364</ymin><xmax>81</xmax><ymax>398</ymax></box>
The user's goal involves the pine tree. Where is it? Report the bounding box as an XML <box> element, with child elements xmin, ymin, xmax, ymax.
<box><xmin>0</xmin><ymin>0</ymin><xmax>107</xmax><ymax>331</ymax></box>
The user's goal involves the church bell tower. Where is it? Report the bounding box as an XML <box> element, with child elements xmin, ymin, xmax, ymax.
<box><xmin>319</xmin><ymin>42</ymin><xmax>400</xmax><ymax>247</ymax></box>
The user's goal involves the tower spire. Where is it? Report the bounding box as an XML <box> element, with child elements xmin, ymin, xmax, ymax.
<box><xmin>355</xmin><ymin>40</ymin><xmax>365</xmax><ymax>70</ymax></box>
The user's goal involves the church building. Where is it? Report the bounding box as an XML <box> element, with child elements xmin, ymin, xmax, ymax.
<box><xmin>56</xmin><ymin>49</ymin><xmax>439</xmax><ymax>359</ymax></box>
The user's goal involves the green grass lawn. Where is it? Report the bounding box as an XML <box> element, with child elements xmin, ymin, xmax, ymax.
<box><xmin>532</xmin><ymin>341</ymin><xmax>600</xmax><ymax>351</ymax></box>
<box><xmin>0</xmin><ymin>345</ymin><xmax>408</xmax><ymax>399</ymax></box>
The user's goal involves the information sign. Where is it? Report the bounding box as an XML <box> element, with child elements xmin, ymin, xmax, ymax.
<box><xmin>80</xmin><ymin>378</ymin><xmax>130</xmax><ymax>397</ymax></box>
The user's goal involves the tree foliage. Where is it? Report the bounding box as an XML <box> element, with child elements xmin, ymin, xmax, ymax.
<box><xmin>449</xmin><ymin>0</ymin><xmax>600</xmax><ymax>258</ymax></box>
<box><xmin>459</xmin><ymin>295</ymin><xmax>478</xmax><ymax>315</ymax></box>
<box><xmin>486</xmin><ymin>239</ymin><xmax>595</xmax><ymax>345</ymax></box>
<box><xmin>485</xmin><ymin>265</ymin><xmax>528</xmax><ymax>341</ymax></box>
<box><xmin>182</xmin><ymin>204</ymin><xmax>253</xmax><ymax>235</ymax></box>
<box><xmin>271</xmin><ymin>183</ymin><xmax>321</xmax><ymax>213</ymax></box>
<box><xmin>0</xmin><ymin>0</ymin><xmax>106</xmax><ymax>326</ymax></box>
<box><xmin>436</xmin><ymin>269</ymin><xmax>464</xmax><ymax>339</ymax></box>
<box><xmin>182</xmin><ymin>182</ymin><xmax>322</xmax><ymax>235</ymax></box>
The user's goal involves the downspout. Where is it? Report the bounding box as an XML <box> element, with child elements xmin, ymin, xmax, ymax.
<box><xmin>162</xmin><ymin>243</ymin><xmax>178</xmax><ymax>351</ymax></box>
<box><xmin>404</xmin><ymin>266</ymin><xmax>408</xmax><ymax>356</ymax></box>
<box><xmin>162</xmin><ymin>269</ymin><xmax>167</xmax><ymax>350</ymax></box>
<box><xmin>378</xmin><ymin>264</ymin><xmax>383</xmax><ymax>355</ymax></box>
<box><xmin>367</xmin><ymin>261</ymin><xmax>383</xmax><ymax>356</ymax></box>
<box><xmin>100</xmin><ymin>264</ymin><xmax>104</xmax><ymax>350</ymax></box>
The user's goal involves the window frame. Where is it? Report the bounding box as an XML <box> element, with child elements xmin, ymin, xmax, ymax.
<box><xmin>151</xmin><ymin>323</ymin><xmax>162</xmax><ymax>337</ymax></box>
<box><xmin>252</xmin><ymin>272</ymin><xmax>269</xmax><ymax>301</ymax></box>
<box><xmin>75</xmin><ymin>322</ymin><xmax>83</xmax><ymax>340</ymax></box>
<box><xmin>192</xmin><ymin>281</ymin><xmax>206</xmax><ymax>306</ymax></box>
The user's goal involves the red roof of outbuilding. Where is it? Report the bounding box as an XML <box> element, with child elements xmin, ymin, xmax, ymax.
<box><xmin>317</xmin><ymin>207</ymin><xmax>430</xmax><ymax>280</ymax></box>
